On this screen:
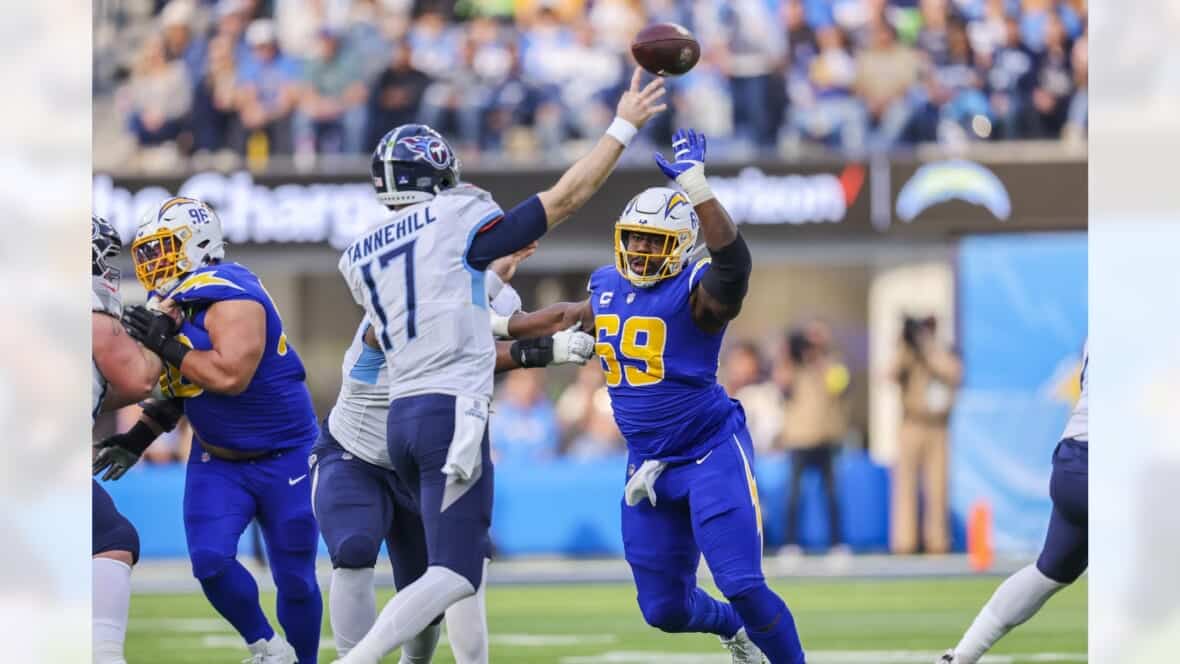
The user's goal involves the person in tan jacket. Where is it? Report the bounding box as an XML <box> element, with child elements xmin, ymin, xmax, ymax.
<box><xmin>889</xmin><ymin>315</ymin><xmax>963</xmax><ymax>555</ymax></box>
<box><xmin>779</xmin><ymin>321</ymin><xmax>851</xmax><ymax>555</ymax></box>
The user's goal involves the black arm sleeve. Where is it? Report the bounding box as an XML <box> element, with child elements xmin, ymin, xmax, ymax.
<box><xmin>141</xmin><ymin>398</ymin><xmax>185</xmax><ymax>433</ymax></box>
<box><xmin>509</xmin><ymin>337</ymin><xmax>555</xmax><ymax>368</ymax></box>
<box><xmin>465</xmin><ymin>195</ymin><xmax>548</xmax><ymax>271</ymax></box>
<box><xmin>699</xmin><ymin>233</ymin><xmax>752</xmax><ymax>307</ymax></box>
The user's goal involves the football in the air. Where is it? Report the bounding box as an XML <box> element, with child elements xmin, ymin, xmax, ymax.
<box><xmin>631</xmin><ymin>23</ymin><xmax>700</xmax><ymax>77</ymax></box>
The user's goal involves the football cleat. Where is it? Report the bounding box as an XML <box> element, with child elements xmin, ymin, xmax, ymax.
<box><xmin>242</xmin><ymin>634</ymin><xmax>298</xmax><ymax>664</ymax></box>
<box><xmin>936</xmin><ymin>649</ymin><xmax>957</xmax><ymax>663</ymax></box>
<box><xmin>720</xmin><ymin>627</ymin><xmax>766</xmax><ymax>664</ymax></box>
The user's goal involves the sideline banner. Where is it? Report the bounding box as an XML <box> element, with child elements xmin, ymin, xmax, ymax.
<box><xmin>95</xmin><ymin>155</ymin><xmax>1085</xmax><ymax>248</ymax></box>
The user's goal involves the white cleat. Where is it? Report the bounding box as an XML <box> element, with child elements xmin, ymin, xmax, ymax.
<box><xmin>242</xmin><ymin>634</ymin><xmax>298</xmax><ymax>664</ymax></box>
<box><xmin>720</xmin><ymin>627</ymin><xmax>767</xmax><ymax>664</ymax></box>
<box><xmin>936</xmin><ymin>649</ymin><xmax>957</xmax><ymax>663</ymax></box>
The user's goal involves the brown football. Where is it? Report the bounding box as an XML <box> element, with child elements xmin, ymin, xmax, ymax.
<box><xmin>631</xmin><ymin>23</ymin><xmax>700</xmax><ymax>77</ymax></box>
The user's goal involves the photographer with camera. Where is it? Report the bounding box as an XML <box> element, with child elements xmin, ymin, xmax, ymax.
<box><xmin>889</xmin><ymin>315</ymin><xmax>963</xmax><ymax>555</ymax></box>
<box><xmin>779</xmin><ymin>321</ymin><xmax>852</xmax><ymax>558</ymax></box>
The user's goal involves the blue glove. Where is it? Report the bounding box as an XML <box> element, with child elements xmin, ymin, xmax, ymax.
<box><xmin>654</xmin><ymin>128</ymin><xmax>707</xmax><ymax>180</ymax></box>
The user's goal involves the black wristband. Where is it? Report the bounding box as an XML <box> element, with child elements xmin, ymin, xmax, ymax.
<box><xmin>701</xmin><ymin>233</ymin><xmax>752</xmax><ymax>306</ymax></box>
<box><xmin>510</xmin><ymin>337</ymin><xmax>554</xmax><ymax>368</ymax></box>
<box><xmin>141</xmin><ymin>398</ymin><xmax>185</xmax><ymax>433</ymax></box>
<box><xmin>121</xmin><ymin>421</ymin><xmax>159</xmax><ymax>456</ymax></box>
<box><xmin>160</xmin><ymin>338</ymin><xmax>191</xmax><ymax>368</ymax></box>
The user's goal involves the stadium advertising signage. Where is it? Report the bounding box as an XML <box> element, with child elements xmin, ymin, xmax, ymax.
<box><xmin>94</xmin><ymin>157</ymin><xmax>1084</xmax><ymax>247</ymax></box>
<box><xmin>885</xmin><ymin>158</ymin><xmax>1087</xmax><ymax>233</ymax></box>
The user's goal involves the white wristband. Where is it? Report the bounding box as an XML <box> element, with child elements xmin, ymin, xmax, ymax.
<box><xmin>490</xmin><ymin>311</ymin><xmax>512</xmax><ymax>338</ymax></box>
<box><xmin>605</xmin><ymin>117</ymin><xmax>639</xmax><ymax>147</ymax></box>
<box><xmin>675</xmin><ymin>163</ymin><xmax>714</xmax><ymax>204</ymax></box>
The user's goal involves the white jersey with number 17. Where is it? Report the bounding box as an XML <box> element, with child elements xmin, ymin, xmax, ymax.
<box><xmin>338</xmin><ymin>184</ymin><xmax>503</xmax><ymax>403</ymax></box>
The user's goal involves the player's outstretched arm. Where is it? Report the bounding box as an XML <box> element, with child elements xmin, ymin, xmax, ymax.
<box><xmin>466</xmin><ymin>69</ymin><xmax>666</xmax><ymax>271</ymax></box>
<box><xmin>122</xmin><ymin>299</ymin><xmax>266</xmax><ymax>396</ymax></box>
<box><xmin>93</xmin><ymin>311</ymin><xmax>164</xmax><ymax>412</ymax></box>
<box><xmin>494</xmin><ymin>330</ymin><xmax>594</xmax><ymax>373</ymax></box>
<box><xmin>655</xmin><ymin>129</ymin><xmax>751</xmax><ymax>334</ymax></box>
<box><xmin>93</xmin><ymin>399</ymin><xmax>185</xmax><ymax>481</ymax></box>
<box><xmin>503</xmin><ymin>299</ymin><xmax>594</xmax><ymax>339</ymax></box>
<box><xmin>538</xmin><ymin>67</ymin><xmax>667</xmax><ymax>229</ymax></box>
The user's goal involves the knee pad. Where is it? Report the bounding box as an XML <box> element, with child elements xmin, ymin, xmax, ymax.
<box><xmin>189</xmin><ymin>547</ymin><xmax>232</xmax><ymax>581</ymax></box>
<box><xmin>727</xmin><ymin>585</ymin><xmax>788</xmax><ymax>635</ymax></box>
<box><xmin>93</xmin><ymin>506</ymin><xmax>140</xmax><ymax>565</ymax></box>
<box><xmin>331</xmin><ymin>534</ymin><xmax>382</xmax><ymax>570</ymax></box>
<box><xmin>1036</xmin><ymin>548</ymin><xmax>1086</xmax><ymax>584</ymax></box>
<box><xmin>713</xmin><ymin>569</ymin><xmax>765</xmax><ymax>601</ymax></box>
<box><xmin>638</xmin><ymin>595</ymin><xmax>691</xmax><ymax>633</ymax></box>
<box><xmin>102</xmin><ymin>518</ymin><xmax>140</xmax><ymax>565</ymax></box>
<box><xmin>274</xmin><ymin>570</ymin><xmax>318</xmax><ymax>601</ymax></box>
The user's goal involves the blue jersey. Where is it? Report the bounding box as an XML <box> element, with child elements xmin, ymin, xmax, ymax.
<box><xmin>163</xmin><ymin>263</ymin><xmax>319</xmax><ymax>453</ymax></box>
<box><xmin>588</xmin><ymin>260</ymin><xmax>741</xmax><ymax>462</ymax></box>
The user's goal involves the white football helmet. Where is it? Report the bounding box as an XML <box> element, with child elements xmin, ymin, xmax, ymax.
<box><xmin>131</xmin><ymin>197</ymin><xmax>226</xmax><ymax>294</ymax></box>
<box><xmin>614</xmin><ymin>186</ymin><xmax>699</xmax><ymax>287</ymax></box>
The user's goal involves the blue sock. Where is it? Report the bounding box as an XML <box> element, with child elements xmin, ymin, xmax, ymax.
<box><xmin>276</xmin><ymin>582</ymin><xmax>323</xmax><ymax>663</ymax></box>
<box><xmin>198</xmin><ymin>560</ymin><xmax>274</xmax><ymax>645</ymax></box>
<box><xmin>684</xmin><ymin>588</ymin><xmax>743</xmax><ymax>637</ymax></box>
<box><xmin>729</xmin><ymin>585</ymin><xmax>806</xmax><ymax>664</ymax></box>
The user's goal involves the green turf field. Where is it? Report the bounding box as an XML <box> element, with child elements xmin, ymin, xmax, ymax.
<box><xmin>127</xmin><ymin>576</ymin><xmax>1086</xmax><ymax>663</ymax></box>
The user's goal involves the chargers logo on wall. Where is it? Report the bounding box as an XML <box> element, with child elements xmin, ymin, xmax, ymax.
<box><xmin>896</xmin><ymin>160</ymin><xmax>1011</xmax><ymax>222</ymax></box>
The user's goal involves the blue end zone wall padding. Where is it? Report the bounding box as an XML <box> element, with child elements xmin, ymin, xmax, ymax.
<box><xmin>953</xmin><ymin>232</ymin><xmax>1087</xmax><ymax>554</ymax></box>
<box><xmin>103</xmin><ymin>449</ymin><xmax>890</xmax><ymax>559</ymax></box>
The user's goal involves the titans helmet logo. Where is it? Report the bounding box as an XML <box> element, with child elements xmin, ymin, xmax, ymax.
<box><xmin>397</xmin><ymin>135</ymin><xmax>453</xmax><ymax>169</ymax></box>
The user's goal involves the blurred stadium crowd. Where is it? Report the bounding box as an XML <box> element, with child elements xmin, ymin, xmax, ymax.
<box><xmin>95</xmin><ymin>0</ymin><xmax>1088</xmax><ymax>170</ymax></box>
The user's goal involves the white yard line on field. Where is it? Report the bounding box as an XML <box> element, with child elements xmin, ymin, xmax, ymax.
<box><xmin>560</xmin><ymin>652</ymin><xmax>1087</xmax><ymax>664</ymax></box>
<box><xmin>489</xmin><ymin>634</ymin><xmax>618</xmax><ymax>646</ymax></box>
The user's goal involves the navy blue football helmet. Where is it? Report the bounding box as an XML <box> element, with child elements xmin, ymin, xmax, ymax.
<box><xmin>370</xmin><ymin>124</ymin><xmax>460</xmax><ymax>207</ymax></box>
<box><xmin>92</xmin><ymin>214</ymin><xmax>122</xmax><ymax>285</ymax></box>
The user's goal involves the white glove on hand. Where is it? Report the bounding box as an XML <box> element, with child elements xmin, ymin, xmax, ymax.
<box><xmin>551</xmin><ymin>324</ymin><xmax>595</xmax><ymax>365</ymax></box>
<box><xmin>624</xmin><ymin>459</ymin><xmax>668</xmax><ymax>507</ymax></box>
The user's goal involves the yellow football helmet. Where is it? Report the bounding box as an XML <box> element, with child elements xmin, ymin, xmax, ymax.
<box><xmin>131</xmin><ymin>197</ymin><xmax>226</xmax><ymax>294</ymax></box>
<box><xmin>614</xmin><ymin>187</ymin><xmax>699</xmax><ymax>287</ymax></box>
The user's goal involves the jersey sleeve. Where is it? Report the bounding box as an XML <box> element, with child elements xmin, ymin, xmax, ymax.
<box><xmin>167</xmin><ymin>266</ymin><xmax>263</xmax><ymax>307</ymax></box>
<box><xmin>586</xmin><ymin>265</ymin><xmax>615</xmax><ymax>300</ymax></box>
<box><xmin>338</xmin><ymin>253</ymin><xmax>368</xmax><ymax>309</ymax></box>
<box><xmin>464</xmin><ymin>195</ymin><xmax>547</xmax><ymax>271</ymax></box>
<box><xmin>448</xmin><ymin>185</ymin><xmax>506</xmax><ymax>234</ymax></box>
<box><xmin>489</xmin><ymin>282</ymin><xmax>522</xmax><ymax>316</ymax></box>
<box><xmin>687</xmin><ymin>258</ymin><xmax>713</xmax><ymax>296</ymax></box>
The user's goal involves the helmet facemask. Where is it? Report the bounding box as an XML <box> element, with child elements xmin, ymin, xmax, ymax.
<box><xmin>132</xmin><ymin>226</ymin><xmax>193</xmax><ymax>293</ymax></box>
<box><xmin>92</xmin><ymin>215</ymin><xmax>123</xmax><ymax>291</ymax></box>
<box><xmin>614</xmin><ymin>225</ymin><xmax>693</xmax><ymax>287</ymax></box>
